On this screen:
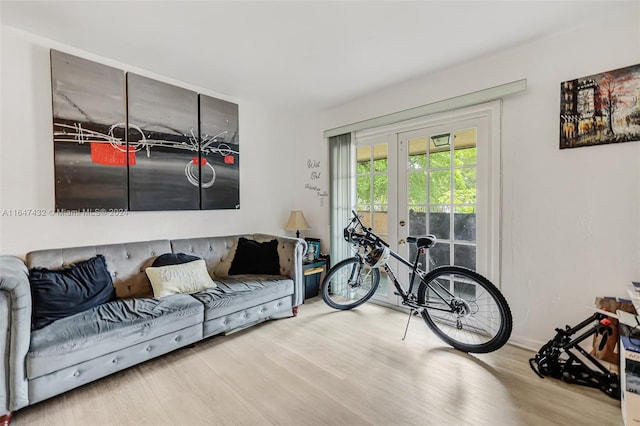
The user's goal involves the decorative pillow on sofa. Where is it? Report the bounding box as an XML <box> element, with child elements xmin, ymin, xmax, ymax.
<box><xmin>152</xmin><ymin>252</ymin><xmax>201</xmax><ymax>267</ymax></box>
<box><xmin>145</xmin><ymin>259</ymin><xmax>217</xmax><ymax>298</ymax></box>
<box><xmin>228</xmin><ymin>237</ymin><xmax>280</xmax><ymax>275</ymax></box>
<box><xmin>29</xmin><ymin>254</ymin><xmax>116</xmax><ymax>330</ymax></box>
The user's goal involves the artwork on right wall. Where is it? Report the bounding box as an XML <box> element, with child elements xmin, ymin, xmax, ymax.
<box><xmin>560</xmin><ymin>63</ymin><xmax>640</xmax><ymax>149</ymax></box>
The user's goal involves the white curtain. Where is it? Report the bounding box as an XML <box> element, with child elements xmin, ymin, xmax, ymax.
<box><xmin>328</xmin><ymin>133</ymin><xmax>355</xmax><ymax>265</ymax></box>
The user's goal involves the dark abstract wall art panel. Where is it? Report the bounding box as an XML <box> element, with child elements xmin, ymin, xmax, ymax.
<box><xmin>199</xmin><ymin>94</ymin><xmax>240</xmax><ymax>209</ymax></box>
<box><xmin>51</xmin><ymin>50</ymin><xmax>127</xmax><ymax>210</ymax></box>
<box><xmin>127</xmin><ymin>73</ymin><xmax>199</xmax><ymax>211</ymax></box>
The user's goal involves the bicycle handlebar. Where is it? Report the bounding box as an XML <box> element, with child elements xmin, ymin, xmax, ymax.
<box><xmin>344</xmin><ymin>210</ymin><xmax>390</xmax><ymax>250</ymax></box>
<box><xmin>344</xmin><ymin>210</ymin><xmax>435</xmax><ymax>251</ymax></box>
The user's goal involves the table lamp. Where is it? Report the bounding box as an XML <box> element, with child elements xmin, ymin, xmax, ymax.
<box><xmin>284</xmin><ymin>210</ymin><xmax>311</xmax><ymax>238</ymax></box>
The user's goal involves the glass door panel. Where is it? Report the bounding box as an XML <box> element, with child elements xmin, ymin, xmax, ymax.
<box><xmin>356</xmin><ymin>141</ymin><xmax>391</xmax><ymax>301</ymax></box>
<box><xmin>401</xmin><ymin>121</ymin><xmax>480</xmax><ymax>275</ymax></box>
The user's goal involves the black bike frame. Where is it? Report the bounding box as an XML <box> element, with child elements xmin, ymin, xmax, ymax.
<box><xmin>383</xmin><ymin>247</ymin><xmax>457</xmax><ymax>313</ymax></box>
<box><xmin>346</xmin><ymin>211</ymin><xmax>457</xmax><ymax>312</ymax></box>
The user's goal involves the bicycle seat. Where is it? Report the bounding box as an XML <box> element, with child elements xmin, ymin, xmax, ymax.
<box><xmin>407</xmin><ymin>235</ymin><xmax>437</xmax><ymax>249</ymax></box>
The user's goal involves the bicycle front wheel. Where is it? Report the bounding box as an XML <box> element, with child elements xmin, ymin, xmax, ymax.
<box><xmin>417</xmin><ymin>266</ymin><xmax>512</xmax><ymax>353</ymax></box>
<box><xmin>321</xmin><ymin>257</ymin><xmax>380</xmax><ymax>310</ymax></box>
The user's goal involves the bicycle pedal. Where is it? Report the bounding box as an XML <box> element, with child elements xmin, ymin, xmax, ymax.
<box><xmin>393</xmin><ymin>292</ymin><xmax>401</xmax><ymax>296</ymax></box>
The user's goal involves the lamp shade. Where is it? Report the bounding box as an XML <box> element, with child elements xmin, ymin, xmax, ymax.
<box><xmin>284</xmin><ymin>210</ymin><xmax>311</xmax><ymax>238</ymax></box>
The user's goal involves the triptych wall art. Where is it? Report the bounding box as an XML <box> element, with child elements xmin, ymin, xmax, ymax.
<box><xmin>560</xmin><ymin>63</ymin><xmax>640</xmax><ymax>149</ymax></box>
<box><xmin>51</xmin><ymin>50</ymin><xmax>239</xmax><ymax>211</ymax></box>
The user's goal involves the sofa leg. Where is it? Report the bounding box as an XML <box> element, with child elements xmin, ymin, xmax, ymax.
<box><xmin>292</xmin><ymin>306</ymin><xmax>298</xmax><ymax>317</ymax></box>
<box><xmin>1</xmin><ymin>412</ymin><xmax>13</xmax><ymax>426</ymax></box>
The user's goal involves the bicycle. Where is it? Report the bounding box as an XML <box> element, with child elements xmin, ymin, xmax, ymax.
<box><xmin>321</xmin><ymin>210</ymin><xmax>513</xmax><ymax>353</ymax></box>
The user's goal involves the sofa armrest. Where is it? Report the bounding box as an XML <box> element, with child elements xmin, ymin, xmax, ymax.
<box><xmin>0</xmin><ymin>256</ymin><xmax>31</xmax><ymax>415</ymax></box>
<box><xmin>252</xmin><ymin>234</ymin><xmax>307</xmax><ymax>307</ymax></box>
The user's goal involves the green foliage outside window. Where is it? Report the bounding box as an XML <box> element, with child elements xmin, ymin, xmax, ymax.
<box><xmin>357</xmin><ymin>147</ymin><xmax>477</xmax><ymax>213</ymax></box>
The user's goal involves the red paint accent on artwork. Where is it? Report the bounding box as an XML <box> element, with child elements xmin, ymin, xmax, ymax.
<box><xmin>90</xmin><ymin>143</ymin><xmax>136</xmax><ymax>166</ymax></box>
<box><xmin>224</xmin><ymin>155</ymin><xmax>235</xmax><ymax>164</ymax></box>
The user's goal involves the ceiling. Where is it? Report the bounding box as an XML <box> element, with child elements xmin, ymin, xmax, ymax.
<box><xmin>0</xmin><ymin>1</ymin><xmax>628</xmax><ymax>112</ymax></box>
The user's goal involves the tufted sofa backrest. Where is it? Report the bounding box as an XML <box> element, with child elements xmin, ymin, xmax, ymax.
<box><xmin>26</xmin><ymin>240</ymin><xmax>171</xmax><ymax>298</ymax></box>
<box><xmin>171</xmin><ymin>234</ymin><xmax>302</xmax><ymax>279</ymax></box>
<box><xmin>25</xmin><ymin>234</ymin><xmax>305</xmax><ymax>300</ymax></box>
<box><xmin>170</xmin><ymin>235</ymin><xmax>245</xmax><ymax>278</ymax></box>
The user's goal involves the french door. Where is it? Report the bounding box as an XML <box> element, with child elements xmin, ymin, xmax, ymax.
<box><xmin>354</xmin><ymin>102</ymin><xmax>500</xmax><ymax>307</ymax></box>
<box><xmin>354</xmin><ymin>134</ymin><xmax>397</xmax><ymax>302</ymax></box>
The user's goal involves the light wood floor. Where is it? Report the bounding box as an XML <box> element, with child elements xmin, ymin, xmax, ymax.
<box><xmin>13</xmin><ymin>298</ymin><xmax>622</xmax><ymax>426</ymax></box>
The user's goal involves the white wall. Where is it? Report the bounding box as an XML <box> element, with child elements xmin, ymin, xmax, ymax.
<box><xmin>2</xmin><ymin>6</ymin><xmax>639</xmax><ymax>349</ymax></box>
<box><xmin>286</xmin><ymin>115</ymin><xmax>331</xmax><ymax>250</ymax></box>
<box><xmin>0</xmin><ymin>27</ymin><xmax>298</xmax><ymax>257</ymax></box>
<box><xmin>309</xmin><ymin>4</ymin><xmax>640</xmax><ymax>348</ymax></box>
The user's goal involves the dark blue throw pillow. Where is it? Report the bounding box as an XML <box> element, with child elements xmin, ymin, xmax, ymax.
<box><xmin>29</xmin><ymin>254</ymin><xmax>116</xmax><ymax>330</ymax></box>
<box><xmin>152</xmin><ymin>253</ymin><xmax>201</xmax><ymax>267</ymax></box>
<box><xmin>229</xmin><ymin>238</ymin><xmax>280</xmax><ymax>275</ymax></box>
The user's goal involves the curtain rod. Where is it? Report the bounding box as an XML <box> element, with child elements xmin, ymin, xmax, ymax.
<box><xmin>323</xmin><ymin>79</ymin><xmax>527</xmax><ymax>138</ymax></box>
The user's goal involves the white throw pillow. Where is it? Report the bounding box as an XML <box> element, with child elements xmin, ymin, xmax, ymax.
<box><xmin>145</xmin><ymin>259</ymin><xmax>217</xmax><ymax>298</ymax></box>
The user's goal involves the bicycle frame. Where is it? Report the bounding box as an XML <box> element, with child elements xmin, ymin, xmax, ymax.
<box><xmin>345</xmin><ymin>211</ymin><xmax>459</xmax><ymax>312</ymax></box>
<box><xmin>384</xmin><ymin>246</ymin><xmax>462</xmax><ymax>314</ymax></box>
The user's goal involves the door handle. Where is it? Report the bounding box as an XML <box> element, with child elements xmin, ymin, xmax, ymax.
<box><xmin>398</xmin><ymin>239</ymin><xmax>406</xmax><ymax>245</ymax></box>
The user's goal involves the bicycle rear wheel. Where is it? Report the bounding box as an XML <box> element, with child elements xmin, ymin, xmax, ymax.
<box><xmin>321</xmin><ymin>257</ymin><xmax>380</xmax><ymax>310</ymax></box>
<box><xmin>417</xmin><ymin>266</ymin><xmax>512</xmax><ymax>353</ymax></box>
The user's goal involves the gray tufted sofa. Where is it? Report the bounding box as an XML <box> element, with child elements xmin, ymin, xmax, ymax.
<box><xmin>0</xmin><ymin>233</ymin><xmax>306</xmax><ymax>424</ymax></box>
